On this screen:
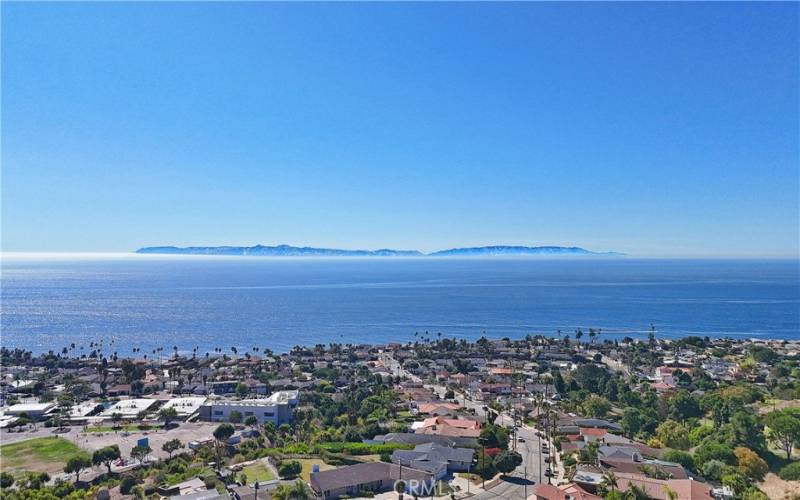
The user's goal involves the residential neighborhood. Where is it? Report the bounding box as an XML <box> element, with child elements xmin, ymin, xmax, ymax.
<box><xmin>1</xmin><ymin>334</ymin><xmax>800</xmax><ymax>499</ymax></box>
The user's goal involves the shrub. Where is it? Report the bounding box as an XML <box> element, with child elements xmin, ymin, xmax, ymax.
<box><xmin>278</xmin><ymin>460</ymin><xmax>302</xmax><ymax>479</ymax></box>
<box><xmin>734</xmin><ymin>447</ymin><xmax>768</xmax><ymax>481</ymax></box>
<box><xmin>695</xmin><ymin>443</ymin><xmax>735</xmax><ymax>465</ymax></box>
<box><xmin>318</xmin><ymin>442</ymin><xmax>413</xmax><ymax>455</ymax></box>
<box><xmin>0</xmin><ymin>472</ymin><xmax>14</xmax><ymax>489</ymax></box>
<box><xmin>701</xmin><ymin>460</ymin><xmax>727</xmax><ymax>481</ymax></box>
<box><xmin>778</xmin><ymin>462</ymin><xmax>800</xmax><ymax>481</ymax></box>
<box><xmin>661</xmin><ymin>449</ymin><xmax>694</xmax><ymax>471</ymax></box>
<box><xmin>688</xmin><ymin>424</ymin><xmax>715</xmax><ymax>446</ymax></box>
<box><xmin>120</xmin><ymin>475</ymin><xmax>140</xmax><ymax>495</ymax></box>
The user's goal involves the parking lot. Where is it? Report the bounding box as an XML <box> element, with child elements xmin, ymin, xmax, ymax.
<box><xmin>2</xmin><ymin>421</ymin><xmax>220</xmax><ymax>463</ymax></box>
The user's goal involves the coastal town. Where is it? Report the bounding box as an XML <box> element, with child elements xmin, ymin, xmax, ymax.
<box><xmin>1</xmin><ymin>334</ymin><xmax>799</xmax><ymax>500</ymax></box>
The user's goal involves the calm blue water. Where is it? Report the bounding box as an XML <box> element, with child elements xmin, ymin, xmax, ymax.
<box><xmin>1</xmin><ymin>256</ymin><xmax>798</xmax><ymax>355</ymax></box>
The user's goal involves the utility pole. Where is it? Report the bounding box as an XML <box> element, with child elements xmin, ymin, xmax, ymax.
<box><xmin>523</xmin><ymin>464</ymin><xmax>528</xmax><ymax>499</ymax></box>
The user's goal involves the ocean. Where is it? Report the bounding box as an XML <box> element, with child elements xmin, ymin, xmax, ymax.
<box><xmin>1</xmin><ymin>255</ymin><xmax>798</xmax><ymax>355</ymax></box>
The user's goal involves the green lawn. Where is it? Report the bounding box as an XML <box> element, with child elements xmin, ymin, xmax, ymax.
<box><xmin>241</xmin><ymin>463</ymin><xmax>276</xmax><ymax>482</ymax></box>
<box><xmin>165</xmin><ymin>464</ymin><xmax>213</xmax><ymax>486</ymax></box>
<box><xmin>297</xmin><ymin>459</ymin><xmax>336</xmax><ymax>482</ymax></box>
<box><xmin>0</xmin><ymin>437</ymin><xmax>90</xmax><ymax>475</ymax></box>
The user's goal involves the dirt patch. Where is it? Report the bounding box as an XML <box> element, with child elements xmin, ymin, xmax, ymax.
<box><xmin>760</xmin><ymin>473</ymin><xmax>800</xmax><ymax>500</ymax></box>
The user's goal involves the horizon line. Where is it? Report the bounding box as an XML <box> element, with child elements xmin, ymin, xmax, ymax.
<box><xmin>2</xmin><ymin>251</ymin><xmax>800</xmax><ymax>261</ymax></box>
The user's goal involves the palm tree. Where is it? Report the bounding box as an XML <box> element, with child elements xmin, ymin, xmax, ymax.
<box><xmin>601</xmin><ymin>471</ymin><xmax>618</xmax><ymax>492</ymax></box>
<box><xmin>624</xmin><ymin>483</ymin><xmax>648</xmax><ymax>500</ymax></box>
<box><xmin>662</xmin><ymin>486</ymin><xmax>678</xmax><ymax>500</ymax></box>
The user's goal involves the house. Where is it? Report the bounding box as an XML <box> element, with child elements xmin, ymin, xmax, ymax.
<box><xmin>573</xmin><ymin>419</ymin><xmax>623</xmax><ymax>432</ymax></box>
<box><xmin>158</xmin><ymin>478</ymin><xmax>207</xmax><ymax>496</ymax></box>
<box><xmin>412</xmin><ymin>416</ymin><xmax>481</xmax><ymax>438</ymax></box>
<box><xmin>309</xmin><ymin>462</ymin><xmax>432</xmax><ymax>500</ymax></box>
<box><xmin>391</xmin><ymin>443</ymin><xmax>474</xmax><ymax>478</ymax></box>
<box><xmin>580</xmin><ymin>428</ymin><xmax>608</xmax><ymax>442</ymax></box>
<box><xmin>416</xmin><ymin>402</ymin><xmax>461</xmax><ymax>415</ymax></box>
<box><xmin>208</xmin><ymin>380</ymin><xmax>268</xmax><ymax>396</ymax></box>
<box><xmin>371</xmin><ymin>433</ymin><xmax>478</xmax><ymax>448</ymax></box>
<box><xmin>229</xmin><ymin>485</ymin><xmax>272</xmax><ymax>500</ymax></box>
<box><xmin>169</xmin><ymin>490</ymin><xmax>230</xmax><ymax>500</ymax></box>
<box><xmin>613</xmin><ymin>473</ymin><xmax>713</xmax><ymax>500</ymax></box>
<box><xmin>531</xmin><ymin>483</ymin><xmax>601</xmax><ymax>500</ymax></box>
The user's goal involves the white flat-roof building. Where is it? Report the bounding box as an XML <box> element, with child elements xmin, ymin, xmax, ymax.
<box><xmin>102</xmin><ymin>398</ymin><xmax>158</xmax><ymax>419</ymax></box>
<box><xmin>8</xmin><ymin>380</ymin><xmax>37</xmax><ymax>392</ymax></box>
<box><xmin>69</xmin><ymin>401</ymin><xmax>101</xmax><ymax>421</ymax></box>
<box><xmin>0</xmin><ymin>415</ymin><xmax>20</xmax><ymax>428</ymax></box>
<box><xmin>4</xmin><ymin>402</ymin><xmax>57</xmax><ymax>419</ymax></box>
<box><xmin>199</xmin><ymin>390</ymin><xmax>298</xmax><ymax>426</ymax></box>
<box><xmin>160</xmin><ymin>397</ymin><xmax>207</xmax><ymax>418</ymax></box>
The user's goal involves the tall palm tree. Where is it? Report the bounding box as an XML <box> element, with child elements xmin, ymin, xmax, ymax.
<box><xmin>625</xmin><ymin>483</ymin><xmax>648</xmax><ymax>500</ymax></box>
<box><xmin>601</xmin><ymin>471</ymin><xmax>618</xmax><ymax>492</ymax></box>
<box><xmin>662</xmin><ymin>486</ymin><xmax>678</xmax><ymax>500</ymax></box>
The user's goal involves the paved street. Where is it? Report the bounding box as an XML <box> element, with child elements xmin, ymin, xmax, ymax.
<box><xmin>382</xmin><ymin>354</ymin><xmax>548</xmax><ymax>500</ymax></box>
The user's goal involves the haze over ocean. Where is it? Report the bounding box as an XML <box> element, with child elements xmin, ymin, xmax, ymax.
<box><xmin>1</xmin><ymin>255</ymin><xmax>797</xmax><ymax>355</ymax></box>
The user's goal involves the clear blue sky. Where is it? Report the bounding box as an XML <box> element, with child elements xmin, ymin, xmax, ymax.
<box><xmin>2</xmin><ymin>2</ymin><xmax>798</xmax><ymax>256</ymax></box>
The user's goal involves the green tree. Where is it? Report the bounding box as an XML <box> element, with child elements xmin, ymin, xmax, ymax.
<box><xmin>235</xmin><ymin>383</ymin><xmax>250</xmax><ymax>398</ymax></box>
<box><xmin>668</xmin><ymin>391</ymin><xmax>701</xmax><ymax>422</ymax></box>
<box><xmin>734</xmin><ymin>447</ymin><xmax>768</xmax><ymax>481</ymax></box>
<box><xmin>661</xmin><ymin>449</ymin><xmax>694</xmax><ymax>471</ymax></box>
<box><xmin>272</xmin><ymin>480</ymin><xmax>311</xmax><ymax>500</ymax></box>
<box><xmin>244</xmin><ymin>415</ymin><xmax>258</xmax><ymax>428</ymax></box>
<box><xmin>278</xmin><ymin>461</ymin><xmax>302</xmax><ymax>479</ymax></box>
<box><xmin>64</xmin><ymin>455</ymin><xmax>91</xmax><ymax>483</ymax></box>
<box><xmin>92</xmin><ymin>445</ymin><xmax>121</xmax><ymax>475</ymax></box>
<box><xmin>655</xmin><ymin>420</ymin><xmax>690</xmax><ymax>450</ymax></box>
<box><xmin>0</xmin><ymin>472</ymin><xmax>15</xmax><ymax>489</ymax></box>
<box><xmin>493</xmin><ymin>450</ymin><xmax>523</xmax><ymax>475</ymax></box>
<box><xmin>600</xmin><ymin>471</ymin><xmax>618</xmax><ymax>492</ymax></box>
<box><xmin>213</xmin><ymin>423</ymin><xmax>235</xmax><ymax>465</ymax></box>
<box><xmin>688</xmin><ymin>423</ymin><xmax>715</xmax><ymax>446</ymax></box>
<box><xmin>625</xmin><ymin>483</ymin><xmax>649</xmax><ymax>500</ymax></box>
<box><xmin>765</xmin><ymin>409</ymin><xmax>800</xmax><ymax>459</ymax></box>
<box><xmin>159</xmin><ymin>407</ymin><xmax>178</xmax><ymax>427</ymax></box>
<box><xmin>130</xmin><ymin>444</ymin><xmax>152</xmax><ymax>465</ymax></box>
<box><xmin>229</xmin><ymin>410</ymin><xmax>243</xmax><ymax>424</ymax></box>
<box><xmin>701</xmin><ymin>460</ymin><xmax>727</xmax><ymax>481</ymax></box>
<box><xmin>721</xmin><ymin>472</ymin><xmax>749</xmax><ymax>496</ymax></box>
<box><xmin>110</xmin><ymin>412</ymin><xmax>123</xmax><ymax>429</ymax></box>
<box><xmin>479</xmin><ymin>424</ymin><xmax>509</xmax><ymax>449</ymax></box>
<box><xmin>162</xmin><ymin>438</ymin><xmax>184</xmax><ymax>459</ymax></box>
<box><xmin>620</xmin><ymin>408</ymin><xmax>643</xmax><ymax>438</ymax></box>
<box><xmin>695</xmin><ymin>443</ymin><xmax>736</xmax><ymax>465</ymax></box>
<box><xmin>582</xmin><ymin>396</ymin><xmax>611</xmax><ymax>418</ymax></box>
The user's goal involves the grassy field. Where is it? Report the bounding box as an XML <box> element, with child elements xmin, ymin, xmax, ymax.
<box><xmin>297</xmin><ymin>458</ymin><xmax>336</xmax><ymax>482</ymax></box>
<box><xmin>165</xmin><ymin>464</ymin><xmax>213</xmax><ymax>486</ymax></box>
<box><xmin>0</xmin><ymin>437</ymin><xmax>90</xmax><ymax>476</ymax></box>
<box><xmin>241</xmin><ymin>463</ymin><xmax>276</xmax><ymax>482</ymax></box>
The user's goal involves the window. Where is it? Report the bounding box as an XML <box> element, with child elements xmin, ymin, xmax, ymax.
<box><xmin>214</xmin><ymin>410</ymin><xmax>223</xmax><ymax>416</ymax></box>
<box><xmin>245</xmin><ymin>411</ymin><xmax>254</xmax><ymax>416</ymax></box>
<box><xmin>264</xmin><ymin>411</ymin><xmax>274</xmax><ymax>417</ymax></box>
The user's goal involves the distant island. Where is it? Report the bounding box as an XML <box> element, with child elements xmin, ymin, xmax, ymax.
<box><xmin>135</xmin><ymin>244</ymin><xmax>622</xmax><ymax>257</ymax></box>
